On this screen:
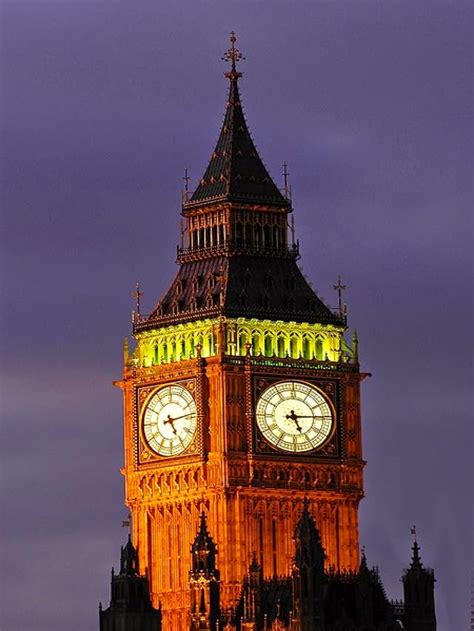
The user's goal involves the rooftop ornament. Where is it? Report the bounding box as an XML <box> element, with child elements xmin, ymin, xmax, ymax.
<box><xmin>222</xmin><ymin>31</ymin><xmax>245</xmax><ymax>80</ymax></box>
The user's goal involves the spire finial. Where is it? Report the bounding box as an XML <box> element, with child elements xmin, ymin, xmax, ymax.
<box><xmin>333</xmin><ymin>276</ymin><xmax>347</xmax><ymax>319</ymax></box>
<box><xmin>133</xmin><ymin>282</ymin><xmax>143</xmax><ymax>316</ymax></box>
<box><xmin>182</xmin><ymin>167</ymin><xmax>190</xmax><ymax>204</ymax></box>
<box><xmin>222</xmin><ymin>31</ymin><xmax>245</xmax><ymax>79</ymax></box>
<box><xmin>282</xmin><ymin>162</ymin><xmax>292</xmax><ymax>201</ymax></box>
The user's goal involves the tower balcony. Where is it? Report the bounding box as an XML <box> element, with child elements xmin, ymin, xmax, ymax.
<box><xmin>176</xmin><ymin>241</ymin><xmax>300</xmax><ymax>263</ymax></box>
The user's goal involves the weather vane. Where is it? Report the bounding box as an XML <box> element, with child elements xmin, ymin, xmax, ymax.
<box><xmin>222</xmin><ymin>31</ymin><xmax>245</xmax><ymax>79</ymax></box>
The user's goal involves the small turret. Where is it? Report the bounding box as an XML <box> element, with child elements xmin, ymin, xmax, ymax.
<box><xmin>99</xmin><ymin>535</ymin><xmax>162</xmax><ymax>631</ymax></box>
<box><xmin>403</xmin><ymin>539</ymin><xmax>436</xmax><ymax>631</ymax></box>
<box><xmin>292</xmin><ymin>500</ymin><xmax>325</xmax><ymax>631</ymax></box>
<box><xmin>190</xmin><ymin>512</ymin><xmax>220</xmax><ymax>631</ymax></box>
<box><xmin>120</xmin><ymin>534</ymin><xmax>139</xmax><ymax>576</ymax></box>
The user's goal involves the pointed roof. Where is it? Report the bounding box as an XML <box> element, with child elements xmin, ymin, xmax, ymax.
<box><xmin>186</xmin><ymin>33</ymin><xmax>287</xmax><ymax>208</ymax></box>
<box><xmin>120</xmin><ymin>534</ymin><xmax>139</xmax><ymax>576</ymax></box>
<box><xmin>403</xmin><ymin>537</ymin><xmax>435</xmax><ymax>581</ymax></box>
<box><xmin>191</xmin><ymin>511</ymin><xmax>218</xmax><ymax>574</ymax></box>
<box><xmin>409</xmin><ymin>540</ymin><xmax>423</xmax><ymax>571</ymax></box>
<box><xmin>294</xmin><ymin>499</ymin><xmax>325</xmax><ymax>568</ymax></box>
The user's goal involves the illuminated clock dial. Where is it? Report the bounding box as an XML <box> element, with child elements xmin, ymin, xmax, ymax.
<box><xmin>256</xmin><ymin>381</ymin><xmax>334</xmax><ymax>453</ymax></box>
<box><xmin>142</xmin><ymin>384</ymin><xmax>197</xmax><ymax>456</ymax></box>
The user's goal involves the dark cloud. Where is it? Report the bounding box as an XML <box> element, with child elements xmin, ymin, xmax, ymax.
<box><xmin>1</xmin><ymin>2</ymin><xmax>472</xmax><ymax>630</ymax></box>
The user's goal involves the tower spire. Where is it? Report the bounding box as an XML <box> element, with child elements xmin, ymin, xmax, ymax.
<box><xmin>186</xmin><ymin>33</ymin><xmax>286</xmax><ymax>208</ymax></box>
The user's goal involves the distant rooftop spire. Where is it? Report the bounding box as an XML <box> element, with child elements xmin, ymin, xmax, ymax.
<box><xmin>120</xmin><ymin>534</ymin><xmax>139</xmax><ymax>576</ymax></box>
<box><xmin>410</xmin><ymin>540</ymin><xmax>423</xmax><ymax>570</ymax></box>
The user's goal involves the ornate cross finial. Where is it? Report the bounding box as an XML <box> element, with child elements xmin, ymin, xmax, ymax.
<box><xmin>282</xmin><ymin>162</ymin><xmax>292</xmax><ymax>201</ymax></box>
<box><xmin>222</xmin><ymin>31</ymin><xmax>245</xmax><ymax>79</ymax></box>
<box><xmin>411</xmin><ymin>524</ymin><xmax>417</xmax><ymax>543</ymax></box>
<box><xmin>182</xmin><ymin>167</ymin><xmax>190</xmax><ymax>204</ymax></box>
<box><xmin>133</xmin><ymin>282</ymin><xmax>143</xmax><ymax>315</ymax></box>
<box><xmin>333</xmin><ymin>275</ymin><xmax>347</xmax><ymax>316</ymax></box>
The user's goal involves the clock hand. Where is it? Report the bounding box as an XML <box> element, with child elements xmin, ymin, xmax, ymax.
<box><xmin>289</xmin><ymin>415</ymin><xmax>318</xmax><ymax>419</ymax></box>
<box><xmin>167</xmin><ymin>412</ymin><xmax>194</xmax><ymax>422</ymax></box>
<box><xmin>285</xmin><ymin>410</ymin><xmax>303</xmax><ymax>433</ymax></box>
<box><xmin>163</xmin><ymin>415</ymin><xmax>178</xmax><ymax>434</ymax></box>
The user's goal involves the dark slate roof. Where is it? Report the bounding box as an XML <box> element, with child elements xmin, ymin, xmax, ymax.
<box><xmin>187</xmin><ymin>75</ymin><xmax>287</xmax><ymax>207</ymax></box>
<box><xmin>139</xmin><ymin>255</ymin><xmax>342</xmax><ymax>330</ymax></box>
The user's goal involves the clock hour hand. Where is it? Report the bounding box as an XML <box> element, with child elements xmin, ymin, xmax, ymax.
<box><xmin>163</xmin><ymin>415</ymin><xmax>178</xmax><ymax>434</ymax></box>
<box><xmin>285</xmin><ymin>410</ymin><xmax>303</xmax><ymax>433</ymax></box>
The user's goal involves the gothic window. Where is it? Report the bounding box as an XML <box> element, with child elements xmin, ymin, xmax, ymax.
<box><xmin>236</xmin><ymin>223</ymin><xmax>243</xmax><ymax>246</ymax></box>
<box><xmin>302</xmin><ymin>337</ymin><xmax>311</xmax><ymax>359</ymax></box>
<box><xmin>255</xmin><ymin>225</ymin><xmax>262</xmax><ymax>248</ymax></box>
<box><xmin>291</xmin><ymin>336</ymin><xmax>299</xmax><ymax>358</ymax></box>
<box><xmin>243</xmin><ymin>268</ymin><xmax>251</xmax><ymax>288</ymax></box>
<box><xmin>264</xmin><ymin>272</ymin><xmax>274</xmax><ymax>289</ymax></box>
<box><xmin>153</xmin><ymin>343</ymin><xmax>159</xmax><ymax>364</ymax></box>
<box><xmin>263</xmin><ymin>224</ymin><xmax>271</xmax><ymax>247</ymax></box>
<box><xmin>273</xmin><ymin>225</ymin><xmax>279</xmax><ymax>248</ymax></box>
<box><xmin>264</xmin><ymin>334</ymin><xmax>273</xmax><ymax>356</ymax></box>
<box><xmin>252</xmin><ymin>333</ymin><xmax>260</xmax><ymax>355</ymax></box>
<box><xmin>245</xmin><ymin>223</ymin><xmax>252</xmax><ymax>247</ymax></box>
<box><xmin>315</xmin><ymin>339</ymin><xmax>323</xmax><ymax>360</ymax></box>
<box><xmin>277</xmin><ymin>336</ymin><xmax>286</xmax><ymax>357</ymax></box>
<box><xmin>239</xmin><ymin>331</ymin><xmax>247</xmax><ymax>354</ymax></box>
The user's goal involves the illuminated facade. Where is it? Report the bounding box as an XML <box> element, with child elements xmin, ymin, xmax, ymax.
<box><xmin>101</xmin><ymin>34</ymin><xmax>437</xmax><ymax>631</ymax></box>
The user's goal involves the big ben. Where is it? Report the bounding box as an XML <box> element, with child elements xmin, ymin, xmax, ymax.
<box><xmin>117</xmin><ymin>33</ymin><xmax>365</xmax><ymax>630</ymax></box>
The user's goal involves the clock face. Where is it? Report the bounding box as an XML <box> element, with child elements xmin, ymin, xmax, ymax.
<box><xmin>256</xmin><ymin>381</ymin><xmax>334</xmax><ymax>453</ymax></box>
<box><xmin>142</xmin><ymin>384</ymin><xmax>197</xmax><ymax>456</ymax></box>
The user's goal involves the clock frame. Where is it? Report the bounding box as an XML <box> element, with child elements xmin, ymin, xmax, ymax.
<box><xmin>255</xmin><ymin>380</ymin><xmax>335</xmax><ymax>453</ymax></box>
<box><xmin>252</xmin><ymin>374</ymin><xmax>341</xmax><ymax>459</ymax></box>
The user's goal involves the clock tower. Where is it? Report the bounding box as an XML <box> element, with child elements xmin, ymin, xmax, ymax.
<box><xmin>118</xmin><ymin>33</ymin><xmax>365</xmax><ymax>630</ymax></box>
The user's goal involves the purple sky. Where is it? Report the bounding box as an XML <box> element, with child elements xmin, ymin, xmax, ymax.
<box><xmin>1</xmin><ymin>2</ymin><xmax>472</xmax><ymax>630</ymax></box>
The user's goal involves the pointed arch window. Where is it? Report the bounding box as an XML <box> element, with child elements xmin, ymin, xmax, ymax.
<box><xmin>315</xmin><ymin>339</ymin><xmax>323</xmax><ymax>360</ymax></box>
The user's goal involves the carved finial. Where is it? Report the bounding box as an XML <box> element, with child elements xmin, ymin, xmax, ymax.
<box><xmin>182</xmin><ymin>167</ymin><xmax>190</xmax><ymax>204</ymax></box>
<box><xmin>333</xmin><ymin>276</ymin><xmax>347</xmax><ymax>319</ymax></box>
<box><xmin>123</xmin><ymin>337</ymin><xmax>130</xmax><ymax>365</ymax></box>
<box><xmin>222</xmin><ymin>31</ymin><xmax>245</xmax><ymax>79</ymax></box>
<box><xmin>133</xmin><ymin>282</ymin><xmax>143</xmax><ymax>316</ymax></box>
<box><xmin>283</xmin><ymin>162</ymin><xmax>292</xmax><ymax>201</ymax></box>
<box><xmin>411</xmin><ymin>524</ymin><xmax>417</xmax><ymax>544</ymax></box>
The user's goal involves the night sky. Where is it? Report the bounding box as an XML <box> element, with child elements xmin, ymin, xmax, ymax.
<box><xmin>1</xmin><ymin>2</ymin><xmax>472</xmax><ymax>630</ymax></box>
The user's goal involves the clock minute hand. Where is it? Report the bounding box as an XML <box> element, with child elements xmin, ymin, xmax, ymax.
<box><xmin>167</xmin><ymin>412</ymin><xmax>193</xmax><ymax>422</ymax></box>
<box><xmin>290</xmin><ymin>415</ymin><xmax>317</xmax><ymax>419</ymax></box>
